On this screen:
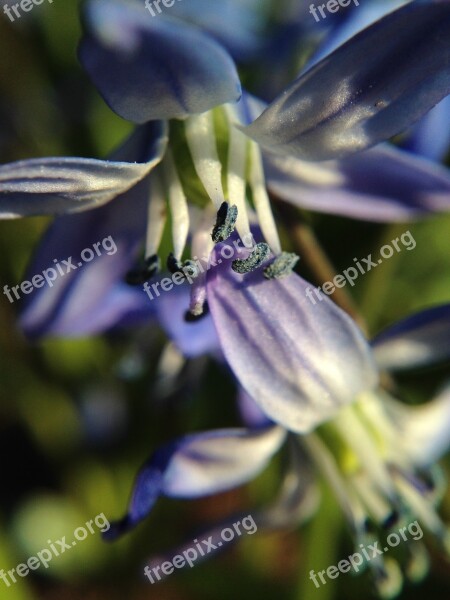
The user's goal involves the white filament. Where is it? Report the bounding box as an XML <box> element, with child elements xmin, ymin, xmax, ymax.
<box><xmin>185</xmin><ymin>111</ymin><xmax>225</xmax><ymax>209</ymax></box>
<box><xmin>249</xmin><ymin>141</ymin><xmax>282</xmax><ymax>255</ymax></box>
<box><xmin>226</xmin><ymin>105</ymin><xmax>252</xmax><ymax>244</ymax></box>
<box><xmin>163</xmin><ymin>149</ymin><xmax>190</xmax><ymax>261</ymax></box>
<box><xmin>145</xmin><ymin>174</ymin><xmax>167</xmax><ymax>258</ymax></box>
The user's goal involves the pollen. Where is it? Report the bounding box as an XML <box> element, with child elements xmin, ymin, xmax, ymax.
<box><xmin>232</xmin><ymin>243</ymin><xmax>270</xmax><ymax>274</ymax></box>
<box><xmin>263</xmin><ymin>252</ymin><xmax>300</xmax><ymax>280</ymax></box>
<box><xmin>211</xmin><ymin>202</ymin><xmax>238</xmax><ymax>243</ymax></box>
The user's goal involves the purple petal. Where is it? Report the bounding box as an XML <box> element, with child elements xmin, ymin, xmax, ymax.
<box><xmin>0</xmin><ymin>122</ymin><xmax>166</xmax><ymax>218</ymax></box>
<box><xmin>403</xmin><ymin>96</ymin><xmax>450</xmax><ymax>162</ymax></box>
<box><xmin>237</xmin><ymin>387</ymin><xmax>273</xmax><ymax>429</ymax></box>
<box><xmin>206</xmin><ymin>245</ymin><xmax>378</xmax><ymax>433</ymax></box>
<box><xmin>265</xmin><ymin>143</ymin><xmax>450</xmax><ymax>221</ymax></box>
<box><xmin>104</xmin><ymin>425</ymin><xmax>285</xmax><ymax>539</ymax></box>
<box><xmin>243</xmin><ymin>1</ymin><xmax>450</xmax><ymax>160</ymax></box>
<box><xmin>79</xmin><ymin>0</ymin><xmax>241</xmax><ymax>123</ymax></box>
<box><xmin>372</xmin><ymin>304</ymin><xmax>450</xmax><ymax>370</ymax></box>
<box><xmin>19</xmin><ymin>175</ymin><xmax>151</xmax><ymax>338</ymax></box>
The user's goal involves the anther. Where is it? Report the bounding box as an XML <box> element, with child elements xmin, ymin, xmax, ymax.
<box><xmin>263</xmin><ymin>252</ymin><xmax>300</xmax><ymax>280</ymax></box>
<box><xmin>212</xmin><ymin>202</ymin><xmax>238</xmax><ymax>243</ymax></box>
<box><xmin>184</xmin><ymin>302</ymin><xmax>209</xmax><ymax>322</ymax></box>
<box><xmin>125</xmin><ymin>254</ymin><xmax>160</xmax><ymax>286</ymax></box>
<box><xmin>167</xmin><ymin>253</ymin><xmax>199</xmax><ymax>280</ymax></box>
<box><xmin>232</xmin><ymin>243</ymin><xmax>270</xmax><ymax>274</ymax></box>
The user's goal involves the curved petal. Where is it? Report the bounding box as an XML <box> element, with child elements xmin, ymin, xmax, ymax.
<box><xmin>372</xmin><ymin>304</ymin><xmax>450</xmax><ymax>371</ymax></box>
<box><xmin>265</xmin><ymin>143</ymin><xmax>450</xmax><ymax>221</ymax></box>
<box><xmin>79</xmin><ymin>0</ymin><xmax>242</xmax><ymax>123</ymax></box>
<box><xmin>0</xmin><ymin>122</ymin><xmax>167</xmax><ymax>218</ymax></box>
<box><xmin>386</xmin><ymin>384</ymin><xmax>450</xmax><ymax>466</ymax></box>
<box><xmin>243</xmin><ymin>1</ymin><xmax>450</xmax><ymax>160</ymax></box>
<box><xmin>104</xmin><ymin>425</ymin><xmax>286</xmax><ymax>539</ymax></box>
<box><xmin>19</xmin><ymin>175</ymin><xmax>151</xmax><ymax>339</ymax></box>
<box><xmin>206</xmin><ymin>243</ymin><xmax>378</xmax><ymax>433</ymax></box>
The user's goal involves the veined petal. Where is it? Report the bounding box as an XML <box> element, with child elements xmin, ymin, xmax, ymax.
<box><xmin>0</xmin><ymin>121</ymin><xmax>167</xmax><ymax>218</ymax></box>
<box><xmin>243</xmin><ymin>1</ymin><xmax>450</xmax><ymax>160</ymax></box>
<box><xmin>79</xmin><ymin>0</ymin><xmax>241</xmax><ymax>123</ymax></box>
<box><xmin>372</xmin><ymin>304</ymin><xmax>450</xmax><ymax>370</ymax></box>
<box><xmin>206</xmin><ymin>244</ymin><xmax>378</xmax><ymax>433</ymax></box>
<box><xmin>19</xmin><ymin>176</ymin><xmax>151</xmax><ymax>339</ymax></box>
<box><xmin>385</xmin><ymin>384</ymin><xmax>450</xmax><ymax>465</ymax></box>
<box><xmin>265</xmin><ymin>143</ymin><xmax>450</xmax><ymax>221</ymax></box>
<box><xmin>104</xmin><ymin>425</ymin><xmax>285</xmax><ymax>539</ymax></box>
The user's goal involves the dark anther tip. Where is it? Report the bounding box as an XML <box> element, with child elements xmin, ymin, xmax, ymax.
<box><xmin>212</xmin><ymin>201</ymin><xmax>238</xmax><ymax>243</ymax></box>
<box><xmin>184</xmin><ymin>302</ymin><xmax>209</xmax><ymax>322</ymax></box>
<box><xmin>125</xmin><ymin>254</ymin><xmax>160</xmax><ymax>286</ymax></box>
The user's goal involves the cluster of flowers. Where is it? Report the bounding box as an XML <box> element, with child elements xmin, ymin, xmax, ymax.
<box><xmin>2</xmin><ymin>0</ymin><xmax>450</xmax><ymax>597</ymax></box>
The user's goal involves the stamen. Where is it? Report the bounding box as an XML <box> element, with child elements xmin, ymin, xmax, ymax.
<box><xmin>184</xmin><ymin>112</ymin><xmax>225</xmax><ymax>209</ymax></box>
<box><xmin>264</xmin><ymin>252</ymin><xmax>300</xmax><ymax>279</ymax></box>
<box><xmin>145</xmin><ymin>174</ymin><xmax>167</xmax><ymax>259</ymax></box>
<box><xmin>185</xmin><ymin>302</ymin><xmax>209</xmax><ymax>322</ymax></box>
<box><xmin>226</xmin><ymin>105</ymin><xmax>252</xmax><ymax>242</ymax></box>
<box><xmin>333</xmin><ymin>405</ymin><xmax>395</xmax><ymax>500</ymax></box>
<box><xmin>212</xmin><ymin>202</ymin><xmax>238</xmax><ymax>243</ymax></box>
<box><xmin>373</xmin><ymin>558</ymin><xmax>403</xmax><ymax>599</ymax></box>
<box><xmin>125</xmin><ymin>254</ymin><xmax>160</xmax><ymax>286</ymax></box>
<box><xmin>232</xmin><ymin>243</ymin><xmax>270</xmax><ymax>274</ymax></box>
<box><xmin>393</xmin><ymin>470</ymin><xmax>446</xmax><ymax>539</ymax></box>
<box><xmin>249</xmin><ymin>141</ymin><xmax>282</xmax><ymax>255</ymax></box>
<box><xmin>303</xmin><ymin>433</ymin><xmax>368</xmax><ymax>538</ymax></box>
<box><xmin>404</xmin><ymin>543</ymin><xmax>429</xmax><ymax>583</ymax></box>
<box><xmin>162</xmin><ymin>149</ymin><xmax>189</xmax><ymax>261</ymax></box>
<box><xmin>352</xmin><ymin>474</ymin><xmax>397</xmax><ymax>528</ymax></box>
<box><xmin>167</xmin><ymin>253</ymin><xmax>199</xmax><ymax>279</ymax></box>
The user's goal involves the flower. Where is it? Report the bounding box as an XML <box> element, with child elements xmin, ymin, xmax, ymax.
<box><xmin>12</xmin><ymin>0</ymin><xmax>450</xmax><ymax>420</ymax></box>
<box><xmin>102</xmin><ymin>302</ymin><xmax>450</xmax><ymax>598</ymax></box>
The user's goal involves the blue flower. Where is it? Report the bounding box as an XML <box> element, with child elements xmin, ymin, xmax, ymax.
<box><xmin>13</xmin><ymin>0</ymin><xmax>450</xmax><ymax>432</ymax></box>
<box><xmin>103</xmin><ymin>302</ymin><xmax>450</xmax><ymax>597</ymax></box>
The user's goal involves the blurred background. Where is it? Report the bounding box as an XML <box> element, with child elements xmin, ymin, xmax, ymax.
<box><xmin>0</xmin><ymin>0</ymin><xmax>449</xmax><ymax>598</ymax></box>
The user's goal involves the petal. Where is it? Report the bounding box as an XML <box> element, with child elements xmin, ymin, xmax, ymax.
<box><xmin>144</xmin><ymin>443</ymin><xmax>318</xmax><ymax>580</ymax></box>
<box><xmin>403</xmin><ymin>96</ymin><xmax>450</xmax><ymax>162</ymax></box>
<box><xmin>386</xmin><ymin>384</ymin><xmax>450</xmax><ymax>465</ymax></box>
<box><xmin>372</xmin><ymin>304</ymin><xmax>450</xmax><ymax>371</ymax></box>
<box><xmin>104</xmin><ymin>425</ymin><xmax>286</xmax><ymax>539</ymax></box>
<box><xmin>206</xmin><ymin>243</ymin><xmax>378</xmax><ymax>433</ymax></box>
<box><xmin>167</xmin><ymin>0</ymin><xmax>265</xmax><ymax>60</ymax></box>
<box><xmin>243</xmin><ymin>1</ymin><xmax>450</xmax><ymax>160</ymax></box>
<box><xmin>265</xmin><ymin>143</ymin><xmax>450</xmax><ymax>221</ymax></box>
<box><xmin>0</xmin><ymin>121</ymin><xmax>167</xmax><ymax>218</ymax></box>
<box><xmin>79</xmin><ymin>0</ymin><xmax>241</xmax><ymax>123</ymax></box>
<box><xmin>237</xmin><ymin>387</ymin><xmax>273</xmax><ymax>429</ymax></box>
<box><xmin>19</xmin><ymin>175</ymin><xmax>151</xmax><ymax>338</ymax></box>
